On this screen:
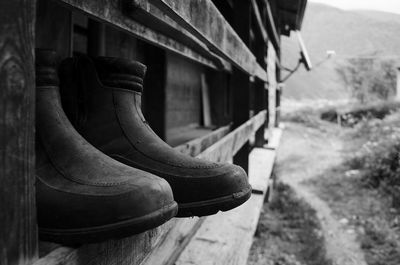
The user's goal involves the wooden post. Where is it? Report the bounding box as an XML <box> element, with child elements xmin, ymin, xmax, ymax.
<box><xmin>0</xmin><ymin>1</ymin><xmax>38</xmax><ymax>264</ymax></box>
<box><xmin>142</xmin><ymin>43</ymin><xmax>167</xmax><ymax>140</ymax></box>
<box><xmin>253</xmin><ymin>2</ymin><xmax>267</xmax><ymax>147</ymax></box>
<box><xmin>36</xmin><ymin>0</ymin><xmax>72</xmax><ymax>59</ymax></box>
<box><xmin>87</xmin><ymin>19</ymin><xmax>106</xmax><ymax>56</ymax></box>
<box><xmin>275</xmin><ymin>49</ymin><xmax>281</xmax><ymax>127</ymax></box>
<box><xmin>232</xmin><ymin>0</ymin><xmax>251</xmax><ymax>172</ymax></box>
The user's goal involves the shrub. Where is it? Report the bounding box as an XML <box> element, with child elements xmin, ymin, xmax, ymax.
<box><xmin>347</xmin><ymin>111</ymin><xmax>400</xmax><ymax>207</ymax></box>
<box><xmin>321</xmin><ymin>101</ymin><xmax>400</xmax><ymax>127</ymax></box>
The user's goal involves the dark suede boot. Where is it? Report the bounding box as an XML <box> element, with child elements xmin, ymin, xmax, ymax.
<box><xmin>35</xmin><ymin>50</ymin><xmax>177</xmax><ymax>245</ymax></box>
<box><xmin>59</xmin><ymin>56</ymin><xmax>251</xmax><ymax>217</ymax></box>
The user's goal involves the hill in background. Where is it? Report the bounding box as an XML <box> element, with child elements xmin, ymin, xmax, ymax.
<box><xmin>282</xmin><ymin>2</ymin><xmax>400</xmax><ymax>101</ymax></box>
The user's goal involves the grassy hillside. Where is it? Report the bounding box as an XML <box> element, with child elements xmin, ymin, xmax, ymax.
<box><xmin>282</xmin><ymin>3</ymin><xmax>400</xmax><ymax>101</ymax></box>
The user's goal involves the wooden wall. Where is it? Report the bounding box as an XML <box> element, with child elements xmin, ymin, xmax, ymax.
<box><xmin>0</xmin><ymin>0</ymin><xmax>284</xmax><ymax>263</ymax></box>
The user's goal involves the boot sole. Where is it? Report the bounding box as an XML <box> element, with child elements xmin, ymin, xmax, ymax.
<box><xmin>177</xmin><ymin>185</ymin><xmax>252</xmax><ymax>217</ymax></box>
<box><xmin>39</xmin><ymin>201</ymin><xmax>178</xmax><ymax>246</ymax></box>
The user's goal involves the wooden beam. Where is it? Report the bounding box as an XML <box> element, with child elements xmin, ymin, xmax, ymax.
<box><xmin>55</xmin><ymin>0</ymin><xmax>222</xmax><ymax>70</ymax></box>
<box><xmin>127</xmin><ymin>0</ymin><xmax>231</xmax><ymax>71</ymax></box>
<box><xmin>0</xmin><ymin>1</ymin><xmax>38</xmax><ymax>264</ymax></box>
<box><xmin>139</xmin><ymin>0</ymin><xmax>268</xmax><ymax>81</ymax></box>
<box><xmin>198</xmin><ymin>111</ymin><xmax>266</xmax><ymax>162</ymax></box>
<box><xmin>174</xmin><ymin>124</ymin><xmax>231</xmax><ymax>157</ymax></box>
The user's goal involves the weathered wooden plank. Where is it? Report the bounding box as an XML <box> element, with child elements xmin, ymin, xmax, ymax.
<box><xmin>176</xmin><ymin>194</ymin><xmax>265</xmax><ymax>265</ymax></box>
<box><xmin>174</xmin><ymin>124</ymin><xmax>231</xmax><ymax>157</ymax></box>
<box><xmin>198</xmin><ymin>110</ymin><xmax>266</xmax><ymax>162</ymax></box>
<box><xmin>249</xmin><ymin>148</ymin><xmax>276</xmax><ymax>194</ymax></box>
<box><xmin>142</xmin><ymin>0</ymin><xmax>268</xmax><ymax>81</ymax></box>
<box><xmin>0</xmin><ymin>1</ymin><xmax>38</xmax><ymax>265</ymax></box>
<box><xmin>140</xmin><ymin>218</ymin><xmax>204</xmax><ymax>265</ymax></box>
<box><xmin>55</xmin><ymin>0</ymin><xmax>221</xmax><ymax>70</ymax></box>
<box><xmin>127</xmin><ymin>0</ymin><xmax>231</xmax><ymax>71</ymax></box>
<box><xmin>265</xmin><ymin>126</ymin><xmax>283</xmax><ymax>150</ymax></box>
<box><xmin>176</xmin><ymin>147</ymin><xmax>276</xmax><ymax>265</ymax></box>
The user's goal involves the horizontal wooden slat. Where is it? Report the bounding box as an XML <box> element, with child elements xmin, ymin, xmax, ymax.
<box><xmin>34</xmin><ymin>113</ymin><xmax>266</xmax><ymax>265</ymax></box>
<box><xmin>55</xmin><ymin>0</ymin><xmax>222</xmax><ymax>70</ymax></box>
<box><xmin>138</xmin><ymin>0</ymin><xmax>268</xmax><ymax>81</ymax></box>
<box><xmin>198</xmin><ymin>110</ymin><xmax>267</xmax><ymax>162</ymax></box>
<box><xmin>174</xmin><ymin>124</ymin><xmax>231</xmax><ymax>157</ymax></box>
<box><xmin>128</xmin><ymin>0</ymin><xmax>231</xmax><ymax>71</ymax></box>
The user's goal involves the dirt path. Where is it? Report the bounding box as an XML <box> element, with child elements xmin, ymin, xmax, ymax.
<box><xmin>276</xmin><ymin>122</ymin><xmax>367</xmax><ymax>265</ymax></box>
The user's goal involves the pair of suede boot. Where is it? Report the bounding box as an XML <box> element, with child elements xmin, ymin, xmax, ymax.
<box><xmin>36</xmin><ymin>50</ymin><xmax>251</xmax><ymax>245</ymax></box>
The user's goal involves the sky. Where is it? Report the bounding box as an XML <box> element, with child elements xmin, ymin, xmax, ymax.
<box><xmin>309</xmin><ymin>0</ymin><xmax>400</xmax><ymax>15</ymax></box>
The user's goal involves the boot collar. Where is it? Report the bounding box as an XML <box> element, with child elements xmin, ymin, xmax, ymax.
<box><xmin>93</xmin><ymin>57</ymin><xmax>146</xmax><ymax>93</ymax></box>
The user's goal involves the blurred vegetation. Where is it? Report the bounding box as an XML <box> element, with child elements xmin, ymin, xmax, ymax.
<box><xmin>346</xmin><ymin>110</ymin><xmax>400</xmax><ymax>209</ymax></box>
<box><xmin>336</xmin><ymin>58</ymin><xmax>397</xmax><ymax>103</ymax></box>
<box><xmin>320</xmin><ymin>101</ymin><xmax>400</xmax><ymax>127</ymax></box>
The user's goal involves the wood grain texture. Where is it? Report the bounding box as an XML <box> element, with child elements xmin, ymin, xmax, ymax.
<box><xmin>198</xmin><ymin>111</ymin><xmax>266</xmax><ymax>163</ymax></box>
<box><xmin>146</xmin><ymin>0</ymin><xmax>268</xmax><ymax>81</ymax></box>
<box><xmin>127</xmin><ymin>0</ymin><xmax>231</xmax><ymax>71</ymax></box>
<box><xmin>140</xmin><ymin>218</ymin><xmax>204</xmax><ymax>265</ymax></box>
<box><xmin>0</xmin><ymin>1</ymin><xmax>38</xmax><ymax>264</ymax></box>
<box><xmin>55</xmin><ymin>0</ymin><xmax>220</xmax><ymax>70</ymax></box>
<box><xmin>174</xmin><ymin>124</ymin><xmax>231</xmax><ymax>157</ymax></box>
<box><xmin>176</xmin><ymin>194</ymin><xmax>265</xmax><ymax>265</ymax></box>
<box><xmin>176</xmin><ymin>147</ymin><xmax>276</xmax><ymax>265</ymax></box>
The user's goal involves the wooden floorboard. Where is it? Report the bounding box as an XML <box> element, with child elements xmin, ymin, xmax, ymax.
<box><xmin>249</xmin><ymin>148</ymin><xmax>276</xmax><ymax>194</ymax></box>
<box><xmin>176</xmin><ymin>193</ymin><xmax>265</xmax><ymax>265</ymax></box>
<box><xmin>265</xmin><ymin>126</ymin><xmax>284</xmax><ymax>150</ymax></box>
<box><xmin>175</xmin><ymin>147</ymin><xmax>277</xmax><ymax>265</ymax></box>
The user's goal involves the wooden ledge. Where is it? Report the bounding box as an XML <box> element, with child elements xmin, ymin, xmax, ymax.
<box><xmin>176</xmin><ymin>147</ymin><xmax>277</xmax><ymax>265</ymax></box>
<box><xmin>34</xmin><ymin>113</ymin><xmax>267</xmax><ymax>265</ymax></box>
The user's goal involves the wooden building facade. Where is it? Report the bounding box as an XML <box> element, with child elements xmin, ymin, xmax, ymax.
<box><xmin>0</xmin><ymin>0</ymin><xmax>307</xmax><ymax>264</ymax></box>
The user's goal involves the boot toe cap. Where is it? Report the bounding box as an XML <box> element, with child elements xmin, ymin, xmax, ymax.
<box><xmin>36</xmin><ymin>174</ymin><xmax>177</xmax><ymax>236</ymax></box>
<box><xmin>172</xmin><ymin>163</ymin><xmax>251</xmax><ymax>208</ymax></box>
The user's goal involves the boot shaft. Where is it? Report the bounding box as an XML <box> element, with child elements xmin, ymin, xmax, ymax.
<box><xmin>59</xmin><ymin>56</ymin><xmax>147</xmax><ymax>150</ymax></box>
